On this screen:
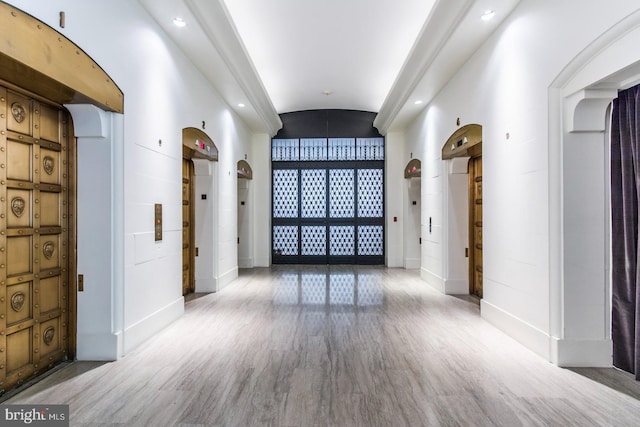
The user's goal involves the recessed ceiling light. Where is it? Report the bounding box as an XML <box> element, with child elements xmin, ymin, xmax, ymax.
<box><xmin>323</xmin><ymin>90</ymin><xmax>333</xmax><ymax>96</ymax></box>
<box><xmin>414</xmin><ymin>100</ymin><xmax>423</xmax><ymax>105</ymax></box>
<box><xmin>481</xmin><ymin>10</ymin><xmax>495</xmax><ymax>21</ymax></box>
<box><xmin>173</xmin><ymin>17</ymin><xmax>186</xmax><ymax>27</ymax></box>
<box><xmin>238</xmin><ymin>103</ymin><xmax>245</xmax><ymax>108</ymax></box>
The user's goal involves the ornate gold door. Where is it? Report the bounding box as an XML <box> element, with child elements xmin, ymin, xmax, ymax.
<box><xmin>182</xmin><ymin>158</ymin><xmax>194</xmax><ymax>295</ymax></box>
<box><xmin>469</xmin><ymin>156</ymin><xmax>483</xmax><ymax>298</ymax></box>
<box><xmin>0</xmin><ymin>85</ymin><xmax>73</xmax><ymax>393</ymax></box>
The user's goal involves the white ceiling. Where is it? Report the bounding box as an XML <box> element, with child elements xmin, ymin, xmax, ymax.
<box><xmin>138</xmin><ymin>0</ymin><xmax>521</xmax><ymax>135</ymax></box>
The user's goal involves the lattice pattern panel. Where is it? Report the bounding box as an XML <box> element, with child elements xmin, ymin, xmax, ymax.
<box><xmin>329</xmin><ymin>169</ymin><xmax>354</xmax><ymax>218</ymax></box>
<box><xmin>356</xmin><ymin>137</ymin><xmax>384</xmax><ymax>160</ymax></box>
<box><xmin>358</xmin><ymin>273</ymin><xmax>383</xmax><ymax>305</ymax></box>
<box><xmin>301</xmin><ymin>169</ymin><xmax>326</xmax><ymax>218</ymax></box>
<box><xmin>328</xmin><ymin>138</ymin><xmax>356</xmax><ymax>160</ymax></box>
<box><xmin>272</xmin><ymin>139</ymin><xmax>299</xmax><ymax>161</ymax></box>
<box><xmin>274</xmin><ymin>273</ymin><xmax>299</xmax><ymax>305</ymax></box>
<box><xmin>302</xmin><ymin>226</ymin><xmax>326</xmax><ymax>256</ymax></box>
<box><xmin>300</xmin><ymin>138</ymin><xmax>327</xmax><ymax>161</ymax></box>
<box><xmin>358</xmin><ymin>225</ymin><xmax>383</xmax><ymax>255</ymax></box>
<box><xmin>301</xmin><ymin>273</ymin><xmax>326</xmax><ymax>304</ymax></box>
<box><xmin>330</xmin><ymin>225</ymin><xmax>354</xmax><ymax>256</ymax></box>
<box><xmin>330</xmin><ymin>274</ymin><xmax>355</xmax><ymax>305</ymax></box>
<box><xmin>273</xmin><ymin>169</ymin><xmax>298</xmax><ymax>218</ymax></box>
<box><xmin>357</xmin><ymin>169</ymin><xmax>383</xmax><ymax>218</ymax></box>
<box><xmin>273</xmin><ymin>226</ymin><xmax>298</xmax><ymax>255</ymax></box>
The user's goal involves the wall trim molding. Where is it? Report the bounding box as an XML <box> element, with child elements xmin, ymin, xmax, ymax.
<box><xmin>123</xmin><ymin>297</ymin><xmax>184</xmax><ymax>355</ymax></box>
<box><xmin>481</xmin><ymin>299</ymin><xmax>550</xmax><ymax>361</ymax></box>
<box><xmin>421</xmin><ymin>268</ymin><xmax>445</xmax><ymax>293</ymax></box>
<box><xmin>551</xmin><ymin>338</ymin><xmax>612</xmax><ymax>367</ymax></box>
<box><xmin>217</xmin><ymin>266</ymin><xmax>239</xmax><ymax>292</ymax></box>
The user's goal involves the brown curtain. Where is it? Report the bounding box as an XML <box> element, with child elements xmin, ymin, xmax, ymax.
<box><xmin>611</xmin><ymin>84</ymin><xmax>640</xmax><ymax>380</ymax></box>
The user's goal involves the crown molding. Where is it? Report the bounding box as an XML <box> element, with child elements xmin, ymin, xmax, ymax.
<box><xmin>373</xmin><ymin>0</ymin><xmax>474</xmax><ymax>135</ymax></box>
<box><xmin>185</xmin><ymin>0</ymin><xmax>282</xmax><ymax>136</ymax></box>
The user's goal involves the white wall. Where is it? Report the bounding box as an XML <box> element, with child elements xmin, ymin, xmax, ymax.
<box><xmin>237</xmin><ymin>175</ymin><xmax>253</xmax><ymax>268</ymax></box>
<box><xmin>253</xmin><ymin>133</ymin><xmax>272</xmax><ymax>267</ymax></box>
<box><xmin>404</xmin><ymin>176</ymin><xmax>421</xmax><ymax>269</ymax></box>
<box><xmin>403</xmin><ymin>0</ymin><xmax>640</xmax><ymax>360</ymax></box>
<box><xmin>385</xmin><ymin>131</ymin><xmax>404</xmax><ymax>267</ymax></box>
<box><xmin>8</xmin><ymin>0</ymin><xmax>255</xmax><ymax>358</ymax></box>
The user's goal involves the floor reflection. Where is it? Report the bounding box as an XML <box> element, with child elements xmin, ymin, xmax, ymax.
<box><xmin>272</xmin><ymin>268</ymin><xmax>383</xmax><ymax>307</ymax></box>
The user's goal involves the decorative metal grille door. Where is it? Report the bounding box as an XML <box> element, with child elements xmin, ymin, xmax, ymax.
<box><xmin>272</xmin><ymin>138</ymin><xmax>384</xmax><ymax>264</ymax></box>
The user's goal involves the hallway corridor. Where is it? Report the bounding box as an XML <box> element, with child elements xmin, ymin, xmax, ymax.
<box><xmin>4</xmin><ymin>267</ymin><xmax>640</xmax><ymax>426</ymax></box>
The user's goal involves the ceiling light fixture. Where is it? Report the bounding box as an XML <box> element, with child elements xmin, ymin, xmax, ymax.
<box><xmin>238</xmin><ymin>103</ymin><xmax>245</xmax><ymax>108</ymax></box>
<box><xmin>323</xmin><ymin>90</ymin><xmax>333</xmax><ymax>96</ymax></box>
<box><xmin>414</xmin><ymin>100</ymin><xmax>423</xmax><ymax>105</ymax></box>
<box><xmin>173</xmin><ymin>17</ymin><xmax>186</xmax><ymax>27</ymax></box>
<box><xmin>481</xmin><ymin>10</ymin><xmax>495</xmax><ymax>21</ymax></box>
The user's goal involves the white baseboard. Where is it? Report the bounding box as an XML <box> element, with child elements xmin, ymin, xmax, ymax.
<box><xmin>195</xmin><ymin>277</ymin><xmax>216</xmax><ymax>293</ymax></box>
<box><xmin>238</xmin><ymin>257</ymin><xmax>253</xmax><ymax>268</ymax></box>
<box><xmin>444</xmin><ymin>279</ymin><xmax>468</xmax><ymax>295</ymax></box>
<box><xmin>76</xmin><ymin>331</ymin><xmax>121</xmax><ymax>361</ymax></box>
<box><xmin>254</xmin><ymin>256</ymin><xmax>270</xmax><ymax>267</ymax></box>
<box><xmin>551</xmin><ymin>338</ymin><xmax>612</xmax><ymax>367</ymax></box>
<box><xmin>420</xmin><ymin>268</ymin><xmax>445</xmax><ymax>293</ymax></box>
<box><xmin>217</xmin><ymin>266</ymin><xmax>238</xmax><ymax>291</ymax></box>
<box><xmin>481</xmin><ymin>299</ymin><xmax>550</xmax><ymax>360</ymax></box>
<box><xmin>404</xmin><ymin>257</ymin><xmax>421</xmax><ymax>269</ymax></box>
<box><xmin>123</xmin><ymin>297</ymin><xmax>184</xmax><ymax>354</ymax></box>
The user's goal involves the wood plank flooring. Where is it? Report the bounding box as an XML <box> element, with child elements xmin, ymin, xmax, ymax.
<box><xmin>4</xmin><ymin>266</ymin><xmax>640</xmax><ymax>426</ymax></box>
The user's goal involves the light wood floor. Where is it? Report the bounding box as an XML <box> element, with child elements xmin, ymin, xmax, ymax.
<box><xmin>4</xmin><ymin>266</ymin><xmax>640</xmax><ymax>426</ymax></box>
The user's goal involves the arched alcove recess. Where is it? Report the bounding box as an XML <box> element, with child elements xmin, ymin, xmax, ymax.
<box><xmin>404</xmin><ymin>158</ymin><xmax>421</xmax><ymax>179</ymax></box>
<box><xmin>437</xmin><ymin>124</ymin><xmax>483</xmax><ymax>296</ymax></box>
<box><xmin>403</xmin><ymin>158</ymin><xmax>422</xmax><ymax>269</ymax></box>
<box><xmin>182</xmin><ymin>127</ymin><xmax>220</xmax><ymax>292</ymax></box>
<box><xmin>237</xmin><ymin>159</ymin><xmax>253</xmax><ymax>268</ymax></box>
<box><xmin>237</xmin><ymin>159</ymin><xmax>253</xmax><ymax>179</ymax></box>
<box><xmin>0</xmin><ymin>2</ymin><xmax>123</xmax><ymax>112</ymax></box>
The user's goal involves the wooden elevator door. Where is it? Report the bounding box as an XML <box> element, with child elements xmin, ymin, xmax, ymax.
<box><xmin>182</xmin><ymin>159</ymin><xmax>194</xmax><ymax>295</ymax></box>
<box><xmin>0</xmin><ymin>86</ymin><xmax>72</xmax><ymax>393</ymax></box>
<box><xmin>469</xmin><ymin>156</ymin><xmax>483</xmax><ymax>298</ymax></box>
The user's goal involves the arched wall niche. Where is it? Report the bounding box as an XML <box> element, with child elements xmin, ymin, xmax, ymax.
<box><xmin>0</xmin><ymin>1</ymin><xmax>123</xmax><ymax>113</ymax></box>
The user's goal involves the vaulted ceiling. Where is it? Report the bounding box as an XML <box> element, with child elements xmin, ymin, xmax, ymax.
<box><xmin>138</xmin><ymin>0</ymin><xmax>521</xmax><ymax>135</ymax></box>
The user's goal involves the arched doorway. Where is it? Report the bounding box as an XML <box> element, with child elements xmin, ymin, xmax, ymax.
<box><xmin>0</xmin><ymin>2</ymin><xmax>123</xmax><ymax>393</ymax></box>
<box><xmin>237</xmin><ymin>160</ymin><xmax>253</xmax><ymax>268</ymax></box>
<box><xmin>182</xmin><ymin>127</ymin><xmax>218</xmax><ymax>296</ymax></box>
<box><xmin>404</xmin><ymin>158</ymin><xmax>421</xmax><ymax>269</ymax></box>
<box><xmin>550</xmin><ymin>11</ymin><xmax>640</xmax><ymax>367</ymax></box>
<box><xmin>442</xmin><ymin>124</ymin><xmax>482</xmax><ymax>296</ymax></box>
